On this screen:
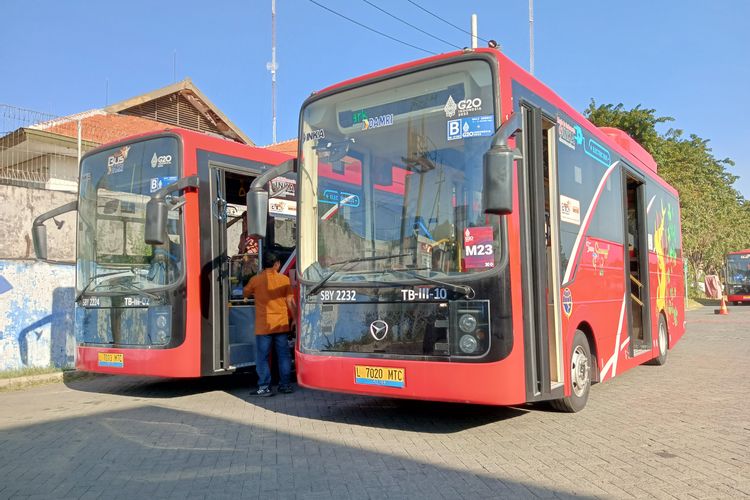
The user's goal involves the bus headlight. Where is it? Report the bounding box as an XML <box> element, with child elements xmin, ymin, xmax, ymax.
<box><xmin>458</xmin><ymin>313</ymin><xmax>477</xmax><ymax>333</ymax></box>
<box><xmin>148</xmin><ymin>307</ymin><xmax>172</xmax><ymax>345</ymax></box>
<box><xmin>451</xmin><ymin>300</ymin><xmax>490</xmax><ymax>357</ymax></box>
<box><xmin>459</xmin><ymin>334</ymin><xmax>478</xmax><ymax>354</ymax></box>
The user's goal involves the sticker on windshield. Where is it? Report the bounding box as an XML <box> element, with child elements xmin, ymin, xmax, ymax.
<box><xmin>362</xmin><ymin>113</ymin><xmax>394</xmax><ymax>131</ymax></box>
<box><xmin>150</xmin><ymin>176</ymin><xmax>178</xmax><ymax>193</ymax></box>
<box><xmin>447</xmin><ymin>115</ymin><xmax>494</xmax><ymax>141</ymax></box>
<box><xmin>463</xmin><ymin>226</ymin><xmax>494</xmax><ymax>269</ymax></box>
<box><xmin>304</xmin><ymin>129</ymin><xmax>325</xmax><ymax>142</ymax></box>
<box><xmin>107</xmin><ymin>146</ymin><xmax>130</xmax><ymax>174</ymax></box>
<box><xmin>150</xmin><ymin>152</ymin><xmax>173</xmax><ymax>168</ymax></box>
<box><xmin>444</xmin><ymin>96</ymin><xmax>483</xmax><ymax>118</ymax></box>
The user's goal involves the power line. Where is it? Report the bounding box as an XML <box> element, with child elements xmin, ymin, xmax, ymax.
<box><xmin>360</xmin><ymin>0</ymin><xmax>463</xmax><ymax>50</ymax></box>
<box><xmin>307</xmin><ymin>0</ymin><xmax>435</xmax><ymax>55</ymax></box>
<box><xmin>406</xmin><ymin>0</ymin><xmax>491</xmax><ymax>44</ymax></box>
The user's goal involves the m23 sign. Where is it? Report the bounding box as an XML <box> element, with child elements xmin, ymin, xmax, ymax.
<box><xmin>464</xmin><ymin>226</ymin><xmax>495</xmax><ymax>269</ymax></box>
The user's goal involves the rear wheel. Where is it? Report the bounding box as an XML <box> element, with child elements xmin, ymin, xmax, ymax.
<box><xmin>647</xmin><ymin>314</ymin><xmax>668</xmax><ymax>366</ymax></box>
<box><xmin>551</xmin><ymin>330</ymin><xmax>591</xmax><ymax>412</ymax></box>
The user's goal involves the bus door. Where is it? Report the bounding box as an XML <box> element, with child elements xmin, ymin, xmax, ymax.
<box><xmin>208</xmin><ymin>163</ymin><xmax>260</xmax><ymax>372</ymax></box>
<box><xmin>623</xmin><ymin>172</ymin><xmax>651</xmax><ymax>353</ymax></box>
<box><xmin>520</xmin><ymin>103</ymin><xmax>565</xmax><ymax>400</ymax></box>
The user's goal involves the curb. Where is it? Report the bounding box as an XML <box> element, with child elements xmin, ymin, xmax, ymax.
<box><xmin>0</xmin><ymin>370</ymin><xmax>100</xmax><ymax>392</ymax></box>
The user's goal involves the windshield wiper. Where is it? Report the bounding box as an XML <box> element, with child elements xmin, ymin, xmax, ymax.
<box><xmin>395</xmin><ymin>270</ymin><xmax>475</xmax><ymax>298</ymax></box>
<box><xmin>306</xmin><ymin>252</ymin><xmax>410</xmax><ymax>297</ymax></box>
<box><xmin>76</xmin><ymin>269</ymin><xmax>135</xmax><ymax>302</ymax></box>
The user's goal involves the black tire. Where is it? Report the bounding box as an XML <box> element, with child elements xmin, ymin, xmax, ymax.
<box><xmin>647</xmin><ymin>314</ymin><xmax>668</xmax><ymax>366</ymax></box>
<box><xmin>551</xmin><ymin>330</ymin><xmax>591</xmax><ymax>413</ymax></box>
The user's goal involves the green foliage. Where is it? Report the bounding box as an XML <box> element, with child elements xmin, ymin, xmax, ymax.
<box><xmin>585</xmin><ymin>100</ymin><xmax>750</xmax><ymax>284</ymax></box>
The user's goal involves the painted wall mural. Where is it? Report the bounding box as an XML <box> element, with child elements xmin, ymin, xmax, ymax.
<box><xmin>0</xmin><ymin>261</ymin><xmax>75</xmax><ymax>371</ymax></box>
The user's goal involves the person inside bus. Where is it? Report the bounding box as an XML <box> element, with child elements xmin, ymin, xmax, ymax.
<box><xmin>243</xmin><ymin>251</ymin><xmax>297</xmax><ymax>396</ymax></box>
<box><xmin>237</xmin><ymin>212</ymin><xmax>259</xmax><ymax>282</ymax></box>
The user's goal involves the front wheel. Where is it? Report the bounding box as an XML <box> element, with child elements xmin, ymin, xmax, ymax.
<box><xmin>551</xmin><ymin>330</ymin><xmax>591</xmax><ymax>413</ymax></box>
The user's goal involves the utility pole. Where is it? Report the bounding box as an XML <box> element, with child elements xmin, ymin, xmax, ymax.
<box><xmin>471</xmin><ymin>14</ymin><xmax>478</xmax><ymax>49</ymax></box>
<box><xmin>266</xmin><ymin>0</ymin><xmax>278</xmax><ymax>144</ymax></box>
<box><xmin>529</xmin><ymin>0</ymin><xmax>534</xmax><ymax>75</ymax></box>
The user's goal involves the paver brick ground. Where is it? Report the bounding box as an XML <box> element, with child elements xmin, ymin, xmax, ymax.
<box><xmin>0</xmin><ymin>306</ymin><xmax>748</xmax><ymax>499</ymax></box>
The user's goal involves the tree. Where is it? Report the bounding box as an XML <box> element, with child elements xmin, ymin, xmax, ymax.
<box><xmin>585</xmin><ymin>101</ymin><xmax>750</xmax><ymax>294</ymax></box>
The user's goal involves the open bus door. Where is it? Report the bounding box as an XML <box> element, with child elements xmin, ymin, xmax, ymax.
<box><xmin>205</xmin><ymin>159</ymin><xmax>297</xmax><ymax>375</ymax></box>
<box><xmin>208</xmin><ymin>164</ymin><xmax>260</xmax><ymax>372</ymax></box>
<box><xmin>520</xmin><ymin>103</ymin><xmax>565</xmax><ymax>401</ymax></box>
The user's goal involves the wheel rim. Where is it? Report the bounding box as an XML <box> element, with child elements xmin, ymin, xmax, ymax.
<box><xmin>571</xmin><ymin>345</ymin><xmax>590</xmax><ymax>398</ymax></box>
<box><xmin>659</xmin><ymin>321</ymin><xmax>667</xmax><ymax>357</ymax></box>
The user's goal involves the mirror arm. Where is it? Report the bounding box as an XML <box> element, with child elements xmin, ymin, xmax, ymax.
<box><xmin>32</xmin><ymin>201</ymin><xmax>78</xmax><ymax>261</ymax></box>
<box><xmin>490</xmin><ymin>112</ymin><xmax>524</xmax><ymax>157</ymax></box>
<box><xmin>151</xmin><ymin>175</ymin><xmax>200</xmax><ymax>204</ymax></box>
<box><xmin>32</xmin><ymin>200</ymin><xmax>78</xmax><ymax>228</ymax></box>
<box><xmin>249</xmin><ymin>159</ymin><xmax>296</xmax><ymax>192</ymax></box>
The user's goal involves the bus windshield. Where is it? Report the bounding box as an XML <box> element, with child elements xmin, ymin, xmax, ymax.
<box><xmin>76</xmin><ymin>136</ymin><xmax>183</xmax><ymax>297</ymax></box>
<box><xmin>298</xmin><ymin>59</ymin><xmax>501</xmax><ymax>284</ymax></box>
<box><xmin>726</xmin><ymin>253</ymin><xmax>750</xmax><ymax>285</ymax></box>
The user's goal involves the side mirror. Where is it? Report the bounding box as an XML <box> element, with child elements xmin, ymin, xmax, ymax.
<box><xmin>246</xmin><ymin>158</ymin><xmax>296</xmax><ymax>239</ymax></box>
<box><xmin>482</xmin><ymin>144</ymin><xmax>516</xmax><ymax>215</ymax></box>
<box><xmin>246</xmin><ymin>189</ymin><xmax>269</xmax><ymax>239</ymax></box>
<box><xmin>144</xmin><ymin>175</ymin><xmax>199</xmax><ymax>246</ymax></box>
<box><xmin>145</xmin><ymin>198</ymin><xmax>168</xmax><ymax>246</ymax></box>
<box><xmin>32</xmin><ymin>223</ymin><xmax>48</xmax><ymax>260</ymax></box>
<box><xmin>31</xmin><ymin>200</ymin><xmax>78</xmax><ymax>261</ymax></box>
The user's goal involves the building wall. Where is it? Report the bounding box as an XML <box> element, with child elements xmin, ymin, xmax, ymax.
<box><xmin>0</xmin><ymin>185</ymin><xmax>77</xmax><ymax>371</ymax></box>
<box><xmin>0</xmin><ymin>260</ymin><xmax>75</xmax><ymax>370</ymax></box>
<box><xmin>0</xmin><ymin>184</ymin><xmax>76</xmax><ymax>262</ymax></box>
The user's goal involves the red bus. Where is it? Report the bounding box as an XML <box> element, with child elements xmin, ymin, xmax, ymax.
<box><xmin>33</xmin><ymin>128</ymin><xmax>297</xmax><ymax>377</ymax></box>
<box><xmin>250</xmin><ymin>48</ymin><xmax>685</xmax><ymax>411</ymax></box>
<box><xmin>726</xmin><ymin>249</ymin><xmax>750</xmax><ymax>304</ymax></box>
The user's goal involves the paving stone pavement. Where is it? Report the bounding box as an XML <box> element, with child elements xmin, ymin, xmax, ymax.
<box><xmin>0</xmin><ymin>306</ymin><xmax>748</xmax><ymax>499</ymax></box>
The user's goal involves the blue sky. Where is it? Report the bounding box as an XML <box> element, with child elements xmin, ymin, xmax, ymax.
<box><xmin>2</xmin><ymin>0</ymin><xmax>748</xmax><ymax>197</ymax></box>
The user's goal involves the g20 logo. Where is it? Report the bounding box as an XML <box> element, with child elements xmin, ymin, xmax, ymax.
<box><xmin>458</xmin><ymin>98</ymin><xmax>482</xmax><ymax>112</ymax></box>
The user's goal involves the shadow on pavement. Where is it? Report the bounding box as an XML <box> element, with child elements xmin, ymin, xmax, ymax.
<box><xmin>0</xmin><ymin>404</ymin><xmax>592</xmax><ymax>499</ymax></box>
<box><xmin>66</xmin><ymin>372</ymin><xmax>529</xmax><ymax>434</ymax></box>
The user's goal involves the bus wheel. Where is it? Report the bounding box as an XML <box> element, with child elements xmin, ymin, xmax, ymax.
<box><xmin>551</xmin><ymin>330</ymin><xmax>591</xmax><ymax>413</ymax></box>
<box><xmin>647</xmin><ymin>315</ymin><xmax>668</xmax><ymax>366</ymax></box>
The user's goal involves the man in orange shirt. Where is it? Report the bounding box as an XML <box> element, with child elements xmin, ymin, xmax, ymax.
<box><xmin>244</xmin><ymin>252</ymin><xmax>297</xmax><ymax>396</ymax></box>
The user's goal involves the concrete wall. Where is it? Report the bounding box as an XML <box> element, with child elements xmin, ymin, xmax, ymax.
<box><xmin>0</xmin><ymin>260</ymin><xmax>75</xmax><ymax>370</ymax></box>
<box><xmin>1</xmin><ymin>185</ymin><xmax>77</xmax><ymax>371</ymax></box>
<box><xmin>0</xmin><ymin>184</ymin><xmax>76</xmax><ymax>262</ymax></box>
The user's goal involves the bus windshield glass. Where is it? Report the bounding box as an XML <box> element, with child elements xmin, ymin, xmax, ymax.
<box><xmin>299</xmin><ymin>59</ymin><xmax>500</xmax><ymax>284</ymax></box>
<box><xmin>76</xmin><ymin>136</ymin><xmax>183</xmax><ymax>296</ymax></box>
<box><xmin>726</xmin><ymin>253</ymin><xmax>750</xmax><ymax>285</ymax></box>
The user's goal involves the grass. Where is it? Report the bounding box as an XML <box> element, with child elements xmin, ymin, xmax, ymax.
<box><xmin>0</xmin><ymin>366</ymin><xmax>68</xmax><ymax>380</ymax></box>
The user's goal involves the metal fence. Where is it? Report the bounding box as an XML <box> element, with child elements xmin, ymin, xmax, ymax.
<box><xmin>0</xmin><ymin>104</ymin><xmax>133</xmax><ymax>191</ymax></box>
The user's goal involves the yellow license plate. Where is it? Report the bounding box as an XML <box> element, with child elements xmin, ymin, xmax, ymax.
<box><xmin>354</xmin><ymin>365</ymin><xmax>405</xmax><ymax>388</ymax></box>
<box><xmin>98</xmin><ymin>352</ymin><xmax>124</xmax><ymax>368</ymax></box>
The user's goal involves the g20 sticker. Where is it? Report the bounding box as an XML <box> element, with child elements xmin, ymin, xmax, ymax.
<box><xmin>464</xmin><ymin>226</ymin><xmax>494</xmax><ymax>269</ymax></box>
<box><xmin>562</xmin><ymin>288</ymin><xmax>573</xmax><ymax>318</ymax></box>
<box><xmin>443</xmin><ymin>95</ymin><xmax>483</xmax><ymax>118</ymax></box>
<box><xmin>150</xmin><ymin>152</ymin><xmax>173</xmax><ymax>168</ymax></box>
<box><xmin>447</xmin><ymin>115</ymin><xmax>494</xmax><ymax>141</ymax></box>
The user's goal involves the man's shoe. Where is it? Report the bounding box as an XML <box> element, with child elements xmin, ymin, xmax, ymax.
<box><xmin>278</xmin><ymin>385</ymin><xmax>294</xmax><ymax>394</ymax></box>
<box><xmin>251</xmin><ymin>387</ymin><xmax>273</xmax><ymax>397</ymax></box>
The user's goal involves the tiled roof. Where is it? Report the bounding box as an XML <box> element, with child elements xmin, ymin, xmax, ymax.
<box><xmin>264</xmin><ymin>139</ymin><xmax>298</xmax><ymax>156</ymax></box>
<box><xmin>32</xmin><ymin>111</ymin><xmax>174</xmax><ymax>145</ymax></box>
